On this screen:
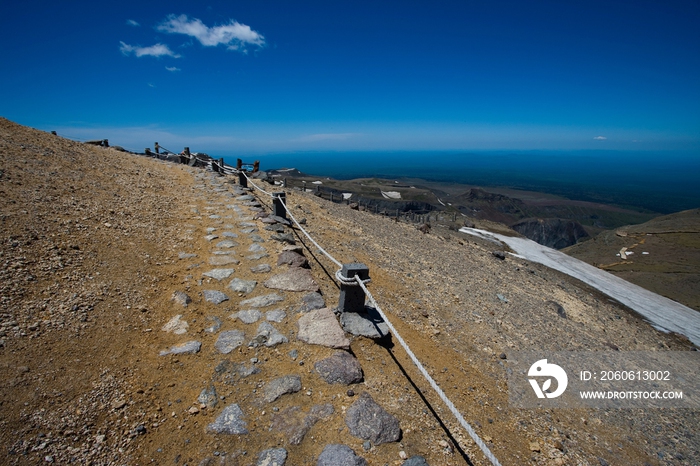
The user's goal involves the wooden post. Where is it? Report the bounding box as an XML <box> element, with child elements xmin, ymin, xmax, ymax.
<box><xmin>253</xmin><ymin>161</ymin><xmax>260</xmax><ymax>173</ymax></box>
<box><xmin>103</xmin><ymin>139</ymin><xmax>109</xmax><ymax>147</ymax></box>
<box><xmin>155</xmin><ymin>142</ymin><xmax>160</xmax><ymax>155</ymax></box>
<box><xmin>237</xmin><ymin>159</ymin><xmax>243</xmax><ymax>170</ymax></box>
<box><xmin>218</xmin><ymin>158</ymin><xmax>225</xmax><ymax>173</ymax></box>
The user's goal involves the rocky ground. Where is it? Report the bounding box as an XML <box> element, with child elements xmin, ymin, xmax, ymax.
<box><xmin>1</xmin><ymin>118</ymin><xmax>698</xmax><ymax>465</ymax></box>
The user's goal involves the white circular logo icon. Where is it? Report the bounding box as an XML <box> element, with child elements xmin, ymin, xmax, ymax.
<box><xmin>528</xmin><ymin>359</ymin><xmax>568</xmax><ymax>398</ymax></box>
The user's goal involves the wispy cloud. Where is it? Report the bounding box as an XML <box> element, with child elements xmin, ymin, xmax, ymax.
<box><xmin>120</xmin><ymin>41</ymin><xmax>181</xmax><ymax>58</ymax></box>
<box><xmin>148</xmin><ymin>83</ymin><xmax>155</xmax><ymax>88</ymax></box>
<box><xmin>165</xmin><ymin>66</ymin><xmax>181</xmax><ymax>72</ymax></box>
<box><xmin>126</xmin><ymin>19</ymin><xmax>140</xmax><ymax>27</ymax></box>
<box><xmin>157</xmin><ymin>14</ymin><xmax>265</xmax><ymax>52</ymax></box>
<box><xmin>593</xmin><ymin>136</ymin><xmax>607</xmax><ymax>140</ymax></box>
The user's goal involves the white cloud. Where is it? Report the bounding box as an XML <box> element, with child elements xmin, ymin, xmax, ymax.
<box><xmin>157</xmin><ymin>14</ymin><xmax>265</xmax><ymax>51</ymax></box>
<box><xmin>148</xmin><ymin>83</ymin><xmax>155</xmax><ymax>88</ymax></box>
<box><xmin>126</xmin><ymin>19</ymin><xmax>140</xmax><ymax>27</ymax></box>
<box><xmin>120</xmin><ymin>41</ymin><xmax>181</xmax><ymax>58</ymax></box>
<box><xmin>593</xmin><ymin>136</ymin><xmax>607</xmax><ymax>140</ymax></box>
<box><xmin>165</xmin><ymin>66</ymin><xmax>181</xmax><ymax>72</ymax></box>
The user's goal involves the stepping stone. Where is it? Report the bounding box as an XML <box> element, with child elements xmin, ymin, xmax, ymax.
<box><xmin>203</xmin><ymin>290</ymin><xmax>229</xmax><ymax>305</ymax></box>
<box><xmin>171</xmin><ymin>291</ymin><xmax>192</xmax><ymax>308</ymax></box>
<box><xmin>205</xmin><ymin>316</ymin><xmax>222</xmax><ymax>333</ymax></box>
<box><xmin>204</xmin><ymin>235</ymin><xmax>219</xmax><ymax>241</ymax></box>
<box><xmin>231</xmin><ymin>309</ymin><xmax>262</xmax><ymax>324</ymax></box>
<box><xmin>239</xmin><ymin>221</ymin><xmax>257</xmax><ymax>227</ymax></box>
<box><xmin>215</xmin><ymin>360</ymin><xmax>260</xmax><ymax>384</ymax></box>
<box><xmin>207</xmin><ymin>404</ymin><xmax>248</xmax><ymax>434</ymax></box>
<box><xmin>266</xmin><ymin>309</ymin><xmax>286</xmax><ymax>322</ymax></box>
<box><xmin>212</xmin><ymin>250</ymin><xmax>234</xmax><ymax>255</ymax></box>
<box><xmin>249</xmin><ymin>234</ymin><xmax>265</xmax><ymax>243</ymax></box>
<box><xmin>209</xmin><ymin>215</ymin><xmax>221</xmax><ymax>219</ymax></box>
<box><xmin>162</xmin><ymin>315</ymin><xmax>189</xmax><ymax>334</ymax></box>
<box><xmin>222</xmin><ymin>231</ymin><xmax>238</xmax><ymax>238</ymax></box>
<box><xmin>248</xmin><ymin>243</ymin><xmax>266</xmax><ymax>253</ymax></box>
<box><xmin>340</xmin><ymin>308</ymin><xmax>389</xmax><ymax>339</ymax></box>
<box><xmin>315</xmin><ymin>351</ymin><xmax>363</xmax><ymax>385</ymax></box>
<box><xmin>271</xmin><ymin>233</ymin><xmax>295</xmax><ymax>244</ymax></box>
<box><xmin>228</xmin><ymin>278</ymin><xmax>257</xmax><ymax>294</ymax></box>
<box><xmin>203</xmin><ymin>268</ymin><xmax>235</xmax><ymax>280</ymax></box>
<box><xmin>260</xmin><ymin>217</ymin><xmax>278</xmax><ymax>224</ymax></box>
<box><xmin>256</xmin><ymin>448</ymin><xmax>288</xmax><ymax>466</ymax></box>
<box><xmin>264</xmin><ymin>375</ymin><xmax>301</xmax><ymax>403</ymax></box>
<box><xmin>247</xmin><ymin>253</ymin><xmax>269</xmax><ymax>261</ymax></box>
<box><xmin>297</xmin><ymin>308</ymin><xmax>350</xmax><ymax>349</ymax></box>
<box><xmin>215</xmin><ymin>330</ymin><xmax>246</xmax><ymax>354</ymax></box>
<box><xmin>198</xmin><ymin>385</ymin><xmax>218</xmax><ymax>409</ymax></box>
<box><xmin>159</xmin><ymin>340</ymin><xmax>201</xmax><ymax>356</ymax></box>
<box><xmin>271</xmin><ymin>404</ymin><xmax>334</xmax><ymax>445</ymax></box>
<box><xmin>317</xmin><ymin>444</ymin><xmax>367</xmax><ymax>466</ymax></box>
<box><xmin>178</xmin><ymin>252</ymin><xmax>197</xmax><ymax>259</ymax></box>
<box><xmin>345</xmin><ymin>392</ymin><xmax>400</xmax><ymax>445</ymax></box>
<box><xmin>206</xmin><ymin>227</ymin><xmax>217</xmax><ymax>234</ymax></box>
<box><xmin>255</xmin><ymin>321</ymin><xmax>288</xmax><ymax>347</ymax></box>
<box><xmin>241</xmin><ymin>227</ymin><xmax>258</xmax><ymax>234</ymax></box>
<box><xmin>402</xmin><ymin>456</ymin><xmax>429</xmax><ymax>466</ymax></box>
<box><xmin>264</xmin><ymin>268</ymin><xmax>319</xmax><ymax>292</ymax></box>
<box><xmin>277</xmin><ymin>251</ymin><xmax>309</xmax><ymax>268</ymax></box>
<box><xmin>251</xmin><ymin>264</ymin><xmax>271</xmax><ymax>273</ymax></box>
<box><xmin>298</xmin><ymin>292</ymin><xmax>325</xmax><ymax>312</ymax></box>
<box><xmin>208</xmin><ymin>256</ymin><xmax>240</xmax><ymax>266</ymax></box>
<box><xmin>265</xmin><ymin>224</ymin><xmax>285</xmax><ymax>233</ymax></box>
<box><xmin>240</xmin><ymin>293</ymin><xmax>284</xmax><ymax>308</ymax></box>
<box><xmin>216</xmin><ymin>240</ymin><xmax>238</xmax><ymax>249</ymax></box>
<box><xmin>237</xmin><ymin>195</ymin><xmax>255</xmax><ymax>201</ymax></box>
<box><xmin>269</xmin><ymin>215</ymin><xmax>291</xmax><ymax>226</ymax></box>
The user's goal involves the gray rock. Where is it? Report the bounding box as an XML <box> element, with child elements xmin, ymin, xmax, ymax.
<box><xmin>249</xmin><ymin>234</ymin><xmax>265</xmax><ymax>243</ymax></box>
<box><xmin>316</xmin><ymin>444</ymin><xmax>367</xmax><ymax>466</ymax></box>
<box><xmin>247</xmin><ymin>253</ymin><xmax>269</xmax><ymax>261</ymax></box>
<box><xmin>171</xmin><ymin>291</ymin><xmax>192</xmax><ymax>307</ymax></box>
<box><xmin>266</xmin><ymin>309</ymin><xmax>287</xmax><ymax>322</ymax></box>
<box><xmin>402</xmin><ymin>455</ymin><xmax>429</xmax><ymax>466</ymax></box>
<box><xmin>237</xmin><ymin>195</ymin><xmax>255</xmax><ymax>201</ymax></box>
<box><xmin>162</xmin><ymin>315</ymin><xmax>189</xmax><ymax>334</ymax></box>
<box><xmin>178</xmin><ymin>252</ymin><xmax>198</xmax><ymax>259</ymax></box>
<box><xmin>298</xmin><ymin>292</ymin><xmax>325</xmax><ymax>312</ymax></box>
<box><xmin>212</xmin><ymin>250</ymin><xmax>233</xmax><ymax>255</ymax></box>
<box><xmin>208</xmin><ymin>256</ymin><xmax>240</xmax><ymax>266</ymax></box>
<box><xmin>205</xmin><ymin>316</ymin><xmax>222</xmax><ymax>333</ymax></box>
<box><xmin>222</xmin><ymin>231</ymin><xmax>238</xmax><ymax>238</ymax></box>
<box><xmin>264</xmin><ymin>375</ymin><xmax>302</xmax><ymax>403</ymax></box>
<box><xmin>198</xmin><ymin>385</ymin><xmax>218</xmax><ymax>409</ymax></box>
<box><xmin>239</xmin><ymin>221</ymin><xmax>257</xmax><ymax>227</ymax></box>
<box><xmin>271</xmin><ymin>404</ymin><xmax>334</xmax><ymax>445</ymax></box>
<box><xmin>215</xmin><ymin>330</ymin><xmax>246</xmax><ymax>354</ymax></box>
<box><xmin>206</xmin><ymin>227</ymin><xmax>217</xmax><ymax>233</ymax></box>
<box><xmin>231</xmin><ymin>309</ymin><xmax>263</xmax><ymax>324</ymax></box>
<box><xmin>203</xmin><ymin>290</ymin><xmax>230</xmax><ymax>305</ymax></box>
<box><xmin>159</xmin><ymin>340</ymin><xmax>201</xmax><ymax>356</ymax></box>
<box><xmin>228</xmin><ymin>278</ymin><xmax>257</xmax><ymax>294</ymax></box>
<box><xmin>209</xmin><ymin>214</ymin><xmax>221</xmax><ymax>219</ymax></box>
<box><xmin>207</xmin><ymin>404</ymin><xmax>248</xmax><ymax>434</ymax></box>
<box><xmin>203</xmin><ymin>268</ymin><xmax>235</xmax><ymax>280</ymax></box>
<box><xmin>271</xmin><ymin>233</ymin><xmax>296</xmax><ymax>244</ymax></box>
<box><xmin>257</xmin><ymin>448</ymin><xmax>288</xmax><ymax>466</ymax></box>
<box><xmin>492</xmin><ymin>250</ymin><xmax>506</xmax><ymax>260</ymax></box>
<box><xmin>240</xmin><ymin>293</ymin><xmax>284</xmax><ymax>308</ymax></box>
<box><xmin>315</xmin><ymin>351</ymin><xmax>363</xmax><ymax>385</ymax></box>
<box><xmin>256</xmin><ymin>321</ymin><xmax>288</xmax><ymax>347</ymax></box>
<box><xmin>214</xmin><ymin>360</ymin><xmax>261</xmax><ymax>384</ymax></box>
<box><xmin>264</xmin><ymin>268</ymin><xmax>319</xmax><ymax>292</ymax></box>
<box><xmin>269</xmin><ymin>215</ymin><xmax>291</xmax><ymax>226</ymax></box>
<box><xmin>216</xmin><ymin>240</ymin><xmax>238</xmax><ymax>249</ymax></box>
<box><xmin>297</xmin><ymin>308</ymin><xmax>350</xmax><ymax>349</ymax></box>
<box><xmin>248</xmin><ymin>243</ymin><xmax>266</xmax><ymax>253</ymax></box>
<box><xmin>251</xmin><ymin>264</ymin><xmax>272</xmax><ymax>273</ymax></box>
<box><xmin>345</xmin><ymin>392</ymin><xmax>400</xmax><ymax>444</ymax></box>
<box><xmin>277</xmin><ymin>251</ymin><xmax>309</xmax><ymax>268</ymax></box>
<box><xmin>496</xmin><ymin>293</ymin><xmax>509</xmax><ymax>303</ymax></box>
<box><xmin>265</xmin><ymin>224</ymin><xmax>286</xmax><ymax>233</ymax></box>
<box><xmin>240</xmin><ymin>227</ymin><xmax>258</xmax><ymax>234</ymax></box>
<box><xmin>340</xmin><ymin>309</ymin><xmax>389</xmax><ymax>339</ymax></box>
<box><xmin>204</xmin><ymin>235</ymin><xmax>219</xmax><ymax>241</ymax></box>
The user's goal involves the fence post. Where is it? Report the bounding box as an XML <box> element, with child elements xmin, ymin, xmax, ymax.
<box><xmin>238</xmin><ymin>172</ymin><xmax>248</xmax><ymax>188</ymax></box>
<box><xmin>273</xmin><ymin>192</ymin><xmax>287</xmax><ymax>219</ymax></box>
<box><xmin>338</xmin><ymin>263</ymin><xmax>370</xmax><ymax>313</ymax></box>
<box><xmin>237</xmin><ymin>159</ymin><xmax>243</xmax><ymax>170</ymax></box>
<box><xmin>219</xmin><ymin>158</ymin><xmax>225</xmax><ymax>173</ymax></box>
<box><xmin>155</xmin><ymin>142</ymin><xmax>160</xmax><ymax>155</ymax></box>
<box><xmin>51</xmin><ymin>131</ymin><xmax>57</xmax><ymax>135</ymax></box>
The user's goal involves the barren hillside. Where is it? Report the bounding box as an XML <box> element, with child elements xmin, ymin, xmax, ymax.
<box><xmin>1</xmin><ymin>118</ymin><xmax>697</xmax><ymax>465</ymax></box>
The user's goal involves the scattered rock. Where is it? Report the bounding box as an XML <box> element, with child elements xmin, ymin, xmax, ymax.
<box><xmin>277</xmin><ymin>251</ymin><xmax>309</xmax><ymax>268</ymax></box>
<box><xmin>216</xmin><ymin>240</ymin><xmax>238</xmax><ymax>249</ymax></box>
<box><xmin>402</xmin><ymin>456</ymin><xmax>429</xmax><ymax>466</ymax></box>
<box><xmin>198</xmin><ymin>385</ymin><xmax>219</xmax><ymax>409</ymax></box>
<box><xmin>496</xmin><ymin>293</ymin><xmax>509</xmax><ymax>303</ymax></box>
<box><xmin>240</xmin><ymin>293</ymin><xmax>284</xmax><ymax>308</ymax></box>
<box><xmin>205</xmin><ymin>316</ymin><xmax>223</xmax><ymax>333</ymax></box>
<box><xmin>269</xmin><ymin>215</ymin><xmax>291</xmax><ymax>226</ymax></box>
<box><xmin>204</xmin><ymin>235</ymin><xmax>219</xmax><ymax>242</ymax></box>
<box><xmin>271</xmin><ymin>233</ymin><xmax>296</xmax><ymax>244</ymax></box>
<box><xmin>203</xmin><ymin>268</ymin><xmax>235</xmax><ymax>280</ymax></box>
<box><xmin>297</xmin><ymin>308</ymin><xmax>350</xmax><ymax>349</ymax></box>
<box><xmin>251</xmin><ymin>264</ymin><xmax>272</xmax><ymax>273</ymax></box>
<box><xmin>231</xmin><ymin>309</ymin><xmax>263</xmax><ymax>324</ymax></box>
<box><xmin>298</xmin><ymin>292</ymin><xmax>326</xmax><ymax>312</ymax></box>
<box><xmin>529</xmin><ymin>441</ymin><xmax>540</xmax><ymax>452</ymax></box>
<box><xmin>222</xmin><ymin>231</ymin><xmax>238</xmax><ymax>238</ymax></box>
<box><xmin>162</xmin><ymin>315</ymin><xmax>189</xmax><ymax>334</ymax></box>
<box><xmin>203</xmin><ymin>290</ymin><xmax>230</xmax><ymax>305</ymax></box>
<box><xmin>171</xmin><ymin>291</ymin><xmax>192</xmax><ymax>307</ymax></box>
<box><xmin>264</xmin><ymin>375</ymin><xmax>302</xmax><ymax>403</ymax></box>
<box><xmin>179</xmin><ymin>252</ymin><xmax>197</xmax><ymax>259</ymax></box>
<box><xmin>215</xmin><ymin>330</ymin><xmax>246</xmax><ymax>354</ymax></box>
<box><xmin>315</xmin><ymin>351</ymin><xmax>363</xmax><ymax>385</ymax></box>
<box><xmin>228</xmin><ymin>278</ymin><xmax>257</xmax><ymax>294</ymax></box>
<box><xmin>492</xmin><ymin>251</ymin><xmax>506</xmax><ymax>260</ymax></box>
<box><xmin>256</xmin><ymin>321</ymin><xmax>288</xmax><ymax>347</ymax></box>
<box><xmin>547</xmin><ymin>300</ymin><xmax>567</xmax><ymax>318</ymax></box>
<box><xmin>248</xmin><ymin>243</ymin><xmax>266</xmax><ymax>253</ymax></box>
<box><xmin>345</xmin><ymin>392</ymin><xmax>400</xmax><ymax>445</ymax></box>
<box><xmin>266</xmin><ymin>309</ymin><xmax>286</xmax><ymax>322</ymax></box>
<box><xmin>207</xmin><ymin>404</ymin><xmax>248</xmax><ymax>434</ymax></box>
<box><xmin>159</xmin><ymin>340</ymin><xmax>201</xmax><ymax>356</ymax></box>
<box><xmin>208</xmin><ymin>256</ymin><xmax>240</xmax><ymax>266</ymax></box>
<box><xmin>317</xmin><ymin>444</ymin><xmax>368</xmax><ymax>466</ymax></box>
<box><xmin>256</xmin><ymin>447</ymin><xmax>288</xmax><ymax>466</ymax></box>
<box><xmin>264</xmin><ymin>268</ymin><xmax>319</xmax><ymax>292</ymax></box>
<box><xmin>271</xmin><ymin>404</ymin><xmax>334</xmax><ymax>445</ymax></box>
<box><xmin>340</xmin><ymin>308</ymin><xmax>389</xmax><ymax>339</ymax></box>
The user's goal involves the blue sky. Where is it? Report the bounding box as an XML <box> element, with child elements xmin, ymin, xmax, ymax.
<box><xmin>1</xmin><ymin>0</ymin><xmax>699</xmax><ymax>154</ymax></box>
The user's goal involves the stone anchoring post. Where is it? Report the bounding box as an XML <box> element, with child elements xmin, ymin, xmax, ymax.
<box><xmin>273</xmin><ymin>192</ymin><xmax>287</xmax><ymax>219</ymax></box>
<box><xmin>338</xmin><ymin>263</ymin><xmax>370</xmax><ymax>313</ymax></box>
<box><xmin>238</xmin><ymin>171</ymin><xmax>248</xmax><ymax>188</ymax></box>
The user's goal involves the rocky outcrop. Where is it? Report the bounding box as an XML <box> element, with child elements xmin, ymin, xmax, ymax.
<box><xmin>510</xmin><ymin>218</ymin><xmax>589</xmax><ymax>249</ymax></box>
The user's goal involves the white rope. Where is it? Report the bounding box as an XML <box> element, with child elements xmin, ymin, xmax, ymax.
<box><xmin>356</xmin><ymin>277</ymin><xmax>503</xmax><ymax>466</ymax></box>
<box><xmin>242</xmin><ymin>172</ymin><xmax>275</xmax><ymax>197</ymax></box>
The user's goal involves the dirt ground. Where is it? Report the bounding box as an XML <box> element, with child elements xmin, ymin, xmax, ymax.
<box><xmin>1</xmin><ymin>118</ymin><xmax>698</xmax><ymax>465</ymax></box>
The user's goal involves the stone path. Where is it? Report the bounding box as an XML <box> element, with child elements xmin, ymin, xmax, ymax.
<box><xmin>159</xmin><ymin>171</ymin><xmax>428</xmax><ymax>466</ymax></box>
